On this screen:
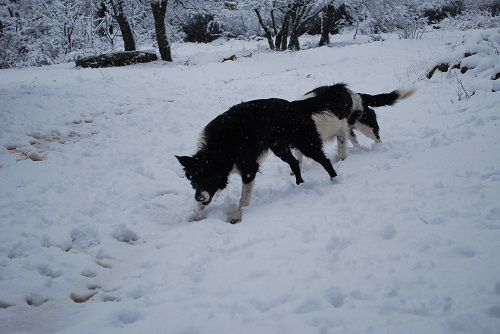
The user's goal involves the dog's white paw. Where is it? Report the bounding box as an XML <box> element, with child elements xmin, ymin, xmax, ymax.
<box><xmin>189</xmin><ymin>207</ymin><xmax>207</xmax><ymax>222</ymax></box>
<box><xmin>227</xmin><ymin>210</ymin><xmax>242</xmax><ymax>224</ymax></box>
<box><xmin>333</xmin><ymin>155</ymin><xmax>344</xmax><ymax>163</ymax></box>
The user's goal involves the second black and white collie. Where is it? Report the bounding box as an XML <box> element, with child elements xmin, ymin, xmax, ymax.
<box><xmin>294</xmin><ymin>84</ymin><xmax>414</xmax><ymax>161</ymax></box>
<box><xmin>176</xmin><ymin>99</ymin><xmax>337</xmax><ymax>224</ymax></box>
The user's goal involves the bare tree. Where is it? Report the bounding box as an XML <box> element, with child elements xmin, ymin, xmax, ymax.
<box><xmin>318</xmin><ymin>3</ymin><xmax>335</xmax><ymax>46</ymax></box>
<box><xmin>106</xmin><ymin>0</ymin><xmax>136</xmax><ymax>51</ymax></box>
<box><xmin>251</xmin><ymin>0</ymin><xmax>322</xmax><ymax>51</ymax></box>
<box><xmin>150</xmin><ymin>0</ymin><xmax>172</xmax><ymax>61</ymax></box>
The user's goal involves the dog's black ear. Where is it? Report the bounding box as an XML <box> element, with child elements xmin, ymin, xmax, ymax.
<box><xmin>175</xmin><ymin>155</ymin><xmax>193</xmax><ymax>168</ymax></box>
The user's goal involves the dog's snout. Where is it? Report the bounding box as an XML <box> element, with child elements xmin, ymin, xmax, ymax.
<box><xmin>195</xmin><ymin>190</ymin><xmax>211</xmax><ymax>205</ymax></box>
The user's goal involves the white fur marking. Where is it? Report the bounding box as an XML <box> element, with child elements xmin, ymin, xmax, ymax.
<box><xmin>349</xmin><ymin>90</ymin><xmax>363</xmax><ymax>111</ymax></box>
<box><xmin>228</xmin><ymin>180</ymin><xmax>254</xmax><ymax>223</ymax></box>
<box><xmin>311</xmin><ymin>113</ymin><xmax>349</xmax><ymax>143</ymax></box>
<box><xmin>355</xmin><ymin>122</ymin><xmax>380</xmax><ymax>142</ymax></box>
<box><xmin>296</xmin><ymin>91</ymin><xmax>317</xmax><ymax>101</ymax></box>
<box><xmin>201</xmin><ymin>191</ymin><xmax>209</xmax><ymax>202</ymax></box>
<box><xmin>311</xmin><ymin>112</ymin><xmax>350</xmax><ymax>161</ymax></box>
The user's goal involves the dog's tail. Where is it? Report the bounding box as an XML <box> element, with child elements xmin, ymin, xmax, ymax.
<box><xmin>360</xmin><ymin>89</ymin><xmax>415</xmax><ymax>107</ymax></box>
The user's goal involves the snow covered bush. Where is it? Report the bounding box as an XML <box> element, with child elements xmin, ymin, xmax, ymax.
<box><xmin>393</xmin><ymin>3</ymin><xmax>427</xmax><ymax>39</ymax></box>
<box><xmin>427</xmin><ymin>29</ymin><xmax>500</xmax><ymax>93</ymax></box>
<box><xmin>440</xmin><ymin>8</ymin><xmax>500</xmax><ymax>30</ymax></box>
<box><xmin>349</xmin><ymin>0</ymin><xmax>427</xmax><ymax>38</ymax></box>
<box><xmin>182</xmin><ymin>13</ymin><xmax>222</xmax><ymax>43</ymax></box>
<box><xmin>0</xmin><ymin>0</ymin><xmax>118</xmax><ymax>68</ymax></box>
<box><xmin>423</xmin><ymin>0</ymin><xmax>464</xmax><ymax>23</ymax></box>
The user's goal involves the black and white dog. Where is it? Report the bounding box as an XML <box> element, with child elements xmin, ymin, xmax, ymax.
<box><xmin>176</xmin><ymin>98</ymin><xmax>337</xmax><ymax>224</ymax></box>
<box><xmin>293</xmin><ymin>84</ymin><xmax>414</xmax><ymax>162</ymax></box>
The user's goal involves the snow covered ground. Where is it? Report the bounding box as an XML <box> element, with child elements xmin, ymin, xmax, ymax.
<box><xmin>1</xmin><ymin>28</ymin><xmax>500</xmax><ymax>334</ymax></box>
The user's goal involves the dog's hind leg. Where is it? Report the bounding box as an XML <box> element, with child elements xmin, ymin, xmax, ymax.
<box><xmin>272</xmin><ymin>144</ymin><xmax>304</xmax><ymax>185</ymax></box>
<box><xmin>296</xmin><ymin>150</ymin><xmax>304</xmax><ymax>165</ymax></box>
<box><xmin>291</xmin><ymin>150</ymin><xmax>304</xmax><ymax>176</ymax></box>
<box><xmin>295</xmin><ymin>141</ymin><xmax>337</xmax><ymax>179</ymax></box>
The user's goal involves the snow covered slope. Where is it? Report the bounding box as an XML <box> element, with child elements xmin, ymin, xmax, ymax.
<box><xmin>1</xmin><ymin>29</ymin><xmax>499</xmax><ymax>334</ymax></box>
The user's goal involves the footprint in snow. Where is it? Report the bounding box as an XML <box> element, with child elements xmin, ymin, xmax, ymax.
<box><xmin>452</xmin><ymin>245</ymin><xmax>477</xmax><ymax>258</ymax></box>
<box><xmin>487</xmin><ymin>305</ymin><xmax>500</xmax><ymax>319</ymax></box>
<box><xmin>25</xmin><ymin>294</ymin><xmax>50</xmax><ymax>307</ymax></box>
<box><xmin>125</xmin><ymin>286</ymin><xmax>145</xmax><ymax>300</ymax></box>
<box><xmin>0</xmin><ymin>300</ymin><xmax>13</xmax><ymax>309</ymax></box>
<box><xmin>95</xmin><ymin>260</ymin><xmax>112</xmax><ymax>269</ymax></box>
<box><xmin>494</xmin><ymin>282</ymin><xmax>500</xmax><ymax>295</ymax></box>
<box><xmin>80</xmin><ymin>269</ymin><xmax>97</xmax><ymax>278</ymax></box>
<box><xmin>37</xmin><ymin>264</ymin><xmax>62</xmax><ymax>278</ymax></box>
<box><xmin>111</xmin><ymin>225</ymin><xmax>139</xmax><ymax>244</ymax></box>
<box><xmin>378</xmin><ymin>224</ymin><xmax>397</xmax><ymax>240</ymax></box>
<box><xmin>295</xmin><ymin>298</ymin><xmax>322</xmax><ymax>314</ymax></box>
<box><xmin>113</xmin><ymin>309</ymin><xmax>143</xmax><ymax>327</ymax></box>
<box><xmin>325</xmin><ymin>287</ymin><xmax>345</xmax><ymax>308</ymax></box>
<box><xmin>101</xmin><ymin>294</ymin><xmax>121</xmax><ymax>302</ymax></box>
<box><xmin>70</xmin><ymin>226</ymin><xmax>100</xmax><ymax>250</ymax></box>
<box><xmin>70</xmin><ymin>291</ymin><xmax>97</xmax><ymax>303</ymax></box>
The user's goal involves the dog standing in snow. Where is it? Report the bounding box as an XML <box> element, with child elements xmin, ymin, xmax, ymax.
<box><xmin>294</xmin><ymin>84</ymin><xmax>414</xmax><ymax>162</ymax></box>
<box><xmin>176</xmin><ymin>98</ymin><xmax>337</xmax><ymax>224</ymax></box>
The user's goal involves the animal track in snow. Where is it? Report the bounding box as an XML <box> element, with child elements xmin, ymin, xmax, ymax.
<box><xmin>249</xmin><ymin>294</ymin><xmax>291</xmax><ymax>313</ymax></box>
<box><xmin>5</xmin><ymin>144</ymin><xmax>44</xmax><ymax>161</ymax></box>
<box><xmin>95</xmin><ymin>260</ymin><xmax>112</xmax><ymax>269</ymax></box>
<box><xmin>494</xmin><ymin>282</ymin><xmax>500</xmax><ymax>294</ymax></box>
<box><xmin>111</xmin><ymin>225</ymin><xmax>139</xmax><ymax>244</ymax></box>
<box><xmin>25</xmin><ymin>294</ymin><xmax>50</xmax><ymax>307</ymax></box>
<box><xmin>453</xmin><ymin>245</ymin><xmax>477</xmax><ymax>258</ymax></box>
<box><xmin>113</xmin><ymin>309</ymin><xmax>143</xmax><ymax>327</ymax></box>
<box><xmin>37</xmin><ymin>264</ymin><xmax>62</xmax><ymax>278</ymax></box>
<box><xmin>295</xmin><ymin>298</ymin><xmax>322</xmax><ymax>314</ymax></box>
<box><xmin>325</xmin><ymin>287</ymin><xmax>346</xmax><ymax>308</ymax></box>
<box><xmin>125</xmin><ymin>286</ymin><xmax>145</xmax><ymax>300</ymax></box>
<box><xmin>70</xmin><ymin>291</ymin><xmax>97</xmax><ymax>303</ymax></box>
<box><xmin>487</xmin><ymin>305</ymin><xmax>500</xmax><ymax>319</ymax></box>
<box><xmin>0</xmin><ymin>300</ymin><xmax>13</xmax><ymax>309</ymax></box>
<box><xmin>5</xmin><ymin>117</ymin><xmax>97</xmax><ymax>162</ymax></box>
<box><xmin>101</xmin><ymin>294</ymin><xmax>121</xmax><ymax>302</ymax></box>
<box><xmin>70</xmin><ymin>226</ymin><xmax>100</xmax><ymax>249</ymax></box>
<box><xmin>379</xmin><ymin>224</ymin><xmax>397</xmax><ymax>240</ymax></box>
<box><xmin>80</xmin><ymin>269</ymin><xmax>97</xmax><ymax>278</ymax></box>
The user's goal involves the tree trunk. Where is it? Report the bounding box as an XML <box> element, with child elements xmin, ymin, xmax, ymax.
<box><xmin>279</xmin><ymin>13</ymin><xmax>290</xmax><ymax>51</ymax></box>
<box><xmin>254</xmin><ymin>9</ymin><xmax>275</xmax><ymax>51</ymax></box>
<box><xmin>109</xmin><ymin>0</ymin><xmax>136</xmax><ymax>51</ymax></box>
<box><xmin>151</xmin><ymin>0</ymin><xmax>172</xmax><ymax>61</ymax></box>
<box><xmin>288</xmin><ymin>8</ymin><xmax>301</xmax><ymax>51</ymax></box>
<box><xmin>318</xmin><ymin>4</ymin><xmax>335</xmax><ymax>47</ymax></box>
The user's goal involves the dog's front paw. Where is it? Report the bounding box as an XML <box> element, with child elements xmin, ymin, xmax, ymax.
<box><xmin>334</xmin><ymin>154</ymin><xmax>346</xmax><ymax>162</ymax></box>
<box><xmin>227</xmin><ymin>210</ymin><xmax>242</xmax><ymax>224</ymax></box>
<box><xmin>189</xmin><ymin>211</ymin><xmax>206</xmax><ymax>222</ymax></box>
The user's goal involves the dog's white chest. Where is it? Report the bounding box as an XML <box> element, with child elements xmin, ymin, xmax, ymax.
<box><xmin>312</xmin><ymin>113</ymin><xmax>347</xmax><ymax>142</ymax></box>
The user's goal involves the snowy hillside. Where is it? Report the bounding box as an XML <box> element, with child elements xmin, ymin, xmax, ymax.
<box><xmin>1</xmin><ymin>29</ymin><xmax>500</xmax><ymax>334</ymax></box>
